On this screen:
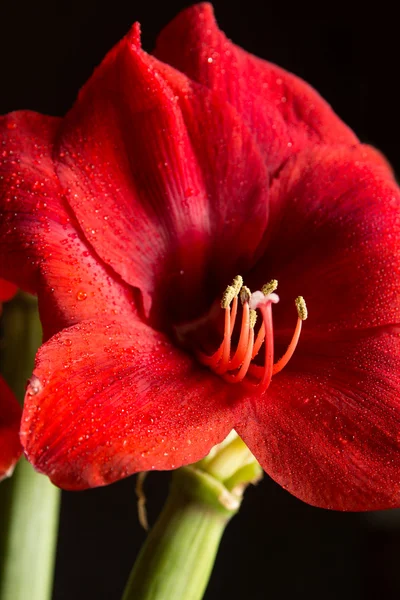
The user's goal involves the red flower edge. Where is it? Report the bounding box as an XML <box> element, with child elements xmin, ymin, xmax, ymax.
<box><xmin>0</xmin><ymin>377</ymin><xmax>22</xmax><ymax>480</ymax></box>
<box><xmin>1</xmin><ymin>4</ymin><xmax>399</xmax><ymax>510</ymax></box>
<box><xmin>0</xmin><ymin>279</ymin><xmax>17</xmax><ymax>304</ymax></box>
<box><xmin>0</xmin><ymin>278</ymin><xmax>20</xmax><ymax>479</ymax></box>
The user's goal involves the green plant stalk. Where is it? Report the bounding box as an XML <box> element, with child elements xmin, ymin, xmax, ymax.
<box><xmin>122</xmin><ymin>467</ymin><xmax>239</xmax><ymax>600</ymax></box>
<box><xmin>0</xmin><ymin>294</ymin><xmax>61</xmax><ymax>600</ymax></box>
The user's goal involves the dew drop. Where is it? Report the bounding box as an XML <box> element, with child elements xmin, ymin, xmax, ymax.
<box><xmin>76</xmin><ymin>290</ymin><xmax>87</xmax><ymax>301</ymax></box>
<box><xmin>27</xmin><ymin>375</ymin><xmax>43</xmax><ymax>396</ymax></box>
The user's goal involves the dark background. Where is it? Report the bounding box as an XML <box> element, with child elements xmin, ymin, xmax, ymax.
<box><xmin>1</xmin><ymin>2</ymin><xmax>399</xmax><ymax>599</ymax></box>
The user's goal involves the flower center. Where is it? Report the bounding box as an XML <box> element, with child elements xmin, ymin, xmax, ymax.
<box><xmin>197</xmin><ymin>276</ymin><xmax>307</xmax><ymax>393</ymax></box>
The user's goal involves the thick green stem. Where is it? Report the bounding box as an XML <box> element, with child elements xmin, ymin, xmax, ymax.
<box><xmin>0</xmin><ymin>458</ymin><xmax>60</xmax><ymax>600</ymax></box>
<box><xmin>122</xmin><ymin>467</ymin><xmax>238</xmax><ymax>600</ymax></box>
<box><xmin>0</xmin><ymin>294</ymin><xmax>61</xmax><ymax>600</ymax></box>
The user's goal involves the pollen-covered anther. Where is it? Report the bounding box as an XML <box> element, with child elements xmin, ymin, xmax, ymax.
<box><xmin>249</xmin><ymin>309</ymin><xmax>257</xmax><ymax>329</ymax></box>
<box><xmin>261</xmin><ymin>279</ymin><xmax>278</xmax><ymax>296</ymax></box>
<box><xmin>295</xmin><ymin>296</ymin><xmax>308</xmax><ymax>320</ymax></box>
<box><xmin>240</xmin><ymin>285</ymin><xmax>251</xmax><ymax>305</ymax></box>
<box><xmin>231</xmin><ymin>275</ymin><xmax>243</xmax><ymax>296</ymax></box>
<box><xmin>221</xmin><ymin>285</ymin><xmax>235</xmax><ymax>309</ymax></box>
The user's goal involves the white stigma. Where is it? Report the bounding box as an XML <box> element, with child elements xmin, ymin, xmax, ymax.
<box><xmin>249</xmin><ymin>291</ymin><xmax>280</xmax><ymax>310</ymax></box>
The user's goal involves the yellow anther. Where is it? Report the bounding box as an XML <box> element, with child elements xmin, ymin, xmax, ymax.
<box><xmin>249</xmin><ymin>309</ymin><xmax>257</xmax><ymax>329</ymax></box>
<box><xmin>262</xmin><ymin>279</ymin><xmax>278</xmax><ymax>296</ymax></box>
<box><xmin>295</xmin><ymin>296</ymin><xmax>308</xmax><ymax>320</ymax></box>
<box><xmin>240</xmin><ymin>286</ymin><xmax>251</xmax><ymax>304</ymax></box>
<box><xmin>221</xmin><ymin>286</ymin><xmax>235</xmax><ymax>309</ymax></box>
<box><xmin>231</xmin><ymin>275</ymin><xmax>243</xmax><ymax>296</ymax></box>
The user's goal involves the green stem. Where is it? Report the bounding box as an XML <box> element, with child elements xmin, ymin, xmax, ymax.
<box><xmin>122</xmin><ymin>467</ymin><xmax>239</xmax><ymax>600</ymax></box>
<box><xmin>0</xmin><ymin>459</ymin><xmax>60</xmax><ymax>600</ymax></box>
<box><xmin>0</xmin><ymin>294</ymin><xmax>61</xmax><ymax>600</ymax></box>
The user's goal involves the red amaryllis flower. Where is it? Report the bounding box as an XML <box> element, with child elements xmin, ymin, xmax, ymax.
<box><xmin>0</xmin><ymin>4</ymin><xmax>399</xmax><ymax>510</ymax></box>
<box><xmin>0</xmin><ymin>282</ymin><xmax>21</xmax><ymax>479</ymax></box>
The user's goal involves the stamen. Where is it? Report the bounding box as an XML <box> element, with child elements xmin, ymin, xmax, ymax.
<box><xmin>198</xmin><ymin>306</ymin><xmax>230</xmax><ymax>368</ymax></box>
<box><xmin>255</xmin><ymin>302</ymin><xmax>274</xmax><ymax>393</ymax></box>
<box><xmin>272</xmin><ymin>297</ymin><xmax>307</xmax><ymax>375</ymax></box>
<box><xmin>217</xmin><ymin>306</ymin><xmax>232</xmax><ymax>372</ymax></box>
<box><xmin>252</xmin><ymin>322</ymin><xmax>265</xmax><ymax>358</ymax></box>
<box><xmin>198</xmin><ymin>276</ymin><xmax>242</xmax><ymax>370</ymax></box>
<box><xmin>227</xmin><ymin>301</ymin><xmax>250</xmax><ymax>371</ymax></box>
<box><xmin>229</xmin><ymin>296</ymin><xmax>238</xmax><ymax>335</ymax></box>
<box><xmin>198</xmin><ymin>275</ymin><xmax>306</xmax><ymax>394</ymax></box>
<box><xmin>223</xmin><ymin>327</ymin><xmax>255</xmax><ymax>384</ymax></box>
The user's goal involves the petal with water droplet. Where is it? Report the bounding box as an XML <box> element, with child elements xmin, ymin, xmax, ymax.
<box><xmin>154</xmin><ymin>3</ymin><xmax>357</xmax><ymax>175</ymax></box>
<box><xmin>21</xmin><ymin>318</ymin><xmax>237</xmax><ymax>490</ymax></box>
<box><xmin>237</xmin><ymin>326</ymin><xmax>400</xmax><ymax>510</ymax></box>
<box><xmin>0</xmin><ymin>112</ymin><xmax>136</xmax><ymax>340</ymax></box>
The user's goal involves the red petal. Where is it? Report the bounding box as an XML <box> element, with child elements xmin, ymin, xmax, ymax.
<box><xmin>154</xmin><ymin>3</ymin><xmax>357</xmax><ymax>174</ymax></box>
<box><xmin>249</xmin><ymin>144</ymin><xmax>400</xmax><ymax>335</ymax></box>
<box><xmin>0</xmin><ymin>279</ymin><xmax>17</xmax><ymax>303</ymax></box>
<box><xmin>55</xmin><ymin>25</ymin><xmax>269</xmax><ymax>321</ymax></box>
<box><xmin>0</xmin><ymin>377</ymin><xmax>22</xmax><ymax>480</ymax></box>
<box><xmin>21</xmin><ymin>319</ymin><xmax>236</xmax><ymax>489</ymax></box>
<box><xmin>236</xmin><ymin>327</ymin><xmax>400</xmax><ymax>510</ymax></box>
<box><xmin>0</xmin><ymin>112</ymin><xmax>136</xmax><ymax>339</ymax></box>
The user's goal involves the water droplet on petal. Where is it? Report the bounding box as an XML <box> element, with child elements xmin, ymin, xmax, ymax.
<box><xmin>27</xmin><ymin>375</ymin><xmax>43</xmax><ymax>396</ymax></box>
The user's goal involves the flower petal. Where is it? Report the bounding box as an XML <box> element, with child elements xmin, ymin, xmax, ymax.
<box><xmin>0</xmin><ymin>112</ymin><xmax>136</xmax><ymax>339</ymax></box>
<box><xmin>0</xmin><ymin>279</ymin><xmax>17</xmax><ymax>303</ymax></box>
<box><xmin>154</xmin><ymin>3</ymin><xmax>357</xmax><ymax>174</ymax></box>
<box><xmin>0</xmin><ymin>376</ymin><xmax>22</xmax><ymax>480</ymax></box>
<box><xmin>236</xmin><ymin>327</ymin><xmax>400</xmax><ymax>510</ymax></box>
<box><xmin>55</xmin><ymin>25</ymin><xmax>270</xmax><ymax>322</ymax></box>
<box><xmin>21</xmin><ymin>319</ymin><xmax>237</xmax><ymax>489</ymax></box>
<box><xmin>248</xmin><ymin>144</ymin><xmax>400</xmax><ymax>334</ymax></box>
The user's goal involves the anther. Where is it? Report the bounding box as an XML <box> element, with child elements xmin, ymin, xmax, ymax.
<box><xmin>240</xmin><ymin>286</ymin><xmax>251</xmax><ymax>305</ymax></box>
<box><xmin>221</xmin><ymin>285</ymin><xmax>235</xmax><ymax>309</ymax></box>
<box><xmin>295</xmin><ymin>296</ymin><xmax>308</xmax><ymax>320</ymax></box>
<box><xmin>249</xmin><ymin>309</ymin><xmax>257</xmax><ymax>329</ymax></box>
<box><xmin>261</xmin><ymin>279</ymin><xmax>278</xmax><ymax>296</ymax></box>
<box><xmin>232</xmin><ymin>275</ymin><xmax>243</xmax><ymax>296</ymax></box>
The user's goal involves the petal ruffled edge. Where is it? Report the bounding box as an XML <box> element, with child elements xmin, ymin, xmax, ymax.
<box><xmin>154</xmin><ymin>3</ymin><xmax>358</xmax><ymax>174</ymax></box>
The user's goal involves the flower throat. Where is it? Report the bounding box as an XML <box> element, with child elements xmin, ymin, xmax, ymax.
<box><xmin>197</xmin><ymin>276</ymin><xmax>307</xmax><ymax>393</ymax></box>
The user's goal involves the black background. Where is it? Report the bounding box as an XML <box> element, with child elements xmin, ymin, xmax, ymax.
<box><xmin>1</xmin><ymin>2</ymin><xmax>399</xmax><ymax>599</ymax></box>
